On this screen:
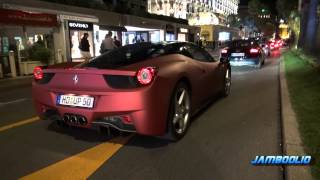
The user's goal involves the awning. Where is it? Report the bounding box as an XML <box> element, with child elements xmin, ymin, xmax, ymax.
<box><xmin>0</xmin><ymin>8</ymin><xmax>58</xmax><ymax>27</ymax></box>
<box><xmin>99</xmin><ymin>25</ymin><xmax>127</xmax><ymax>32</ymax></box>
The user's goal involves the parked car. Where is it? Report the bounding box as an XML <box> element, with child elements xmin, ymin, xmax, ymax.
<box><xmin>32</xmin><ymin>42</ymin><xmax>231</xmax><ymax>141</ymax></box>
<box><xmin>221</xmin><ymin>40</ymin><xmax>266</xmax><ymax>68</ymax></box>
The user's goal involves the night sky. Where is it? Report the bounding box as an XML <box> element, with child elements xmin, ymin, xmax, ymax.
<box><xmin>240</xmin><ymin>0</ymin><xmax>277</xmax><ymax>13</ymax></box>
<box><xmin>240</xmin><ymin>0</ymin><xmax>249</xmax><ymax>5</ymax></box>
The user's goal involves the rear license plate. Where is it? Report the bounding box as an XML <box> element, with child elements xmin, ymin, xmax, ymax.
<box><xmin>57</xmin><ymin>95</ymin><xmax>94</xmax><ymax>108</ymax></box>
<box><xmin>231</xmin><ymin>53</ymin><xmax>245</xmax><ymax>57</ymax></box>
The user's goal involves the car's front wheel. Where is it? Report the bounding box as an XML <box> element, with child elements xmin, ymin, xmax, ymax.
<box><xmin>166</xmin><ymin>82</ymin><xmax>191</xmax><ymax>141</ymax></box>
<box><xmin>222</xmin><ymin>68</ymin><xmax>231</xmax><ymax>97</ymax></box>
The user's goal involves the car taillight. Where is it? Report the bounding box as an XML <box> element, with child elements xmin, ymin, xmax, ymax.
<box><xmin>221</xmin><ymin>49</ymin><xmax>228</xmax><ymax>54</ymax></box>
<box><xmin>250</xmin><ymin>48</ymin><xmax>259</xmax><ymax>53</ymax></box>
<box><xmin>33</xmin><ymin>66</ymin><xmax>43</xmax><ymax>80</ymax></box>
<box><xmin>136</xmin><ymin>67</ymin><xmax>157</xmax><ymax>85</ymax></box>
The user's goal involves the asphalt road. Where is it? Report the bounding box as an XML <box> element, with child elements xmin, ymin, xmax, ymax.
<box><xmin>0</xmin><ymin>50</ymin><xmax>283</xmax><ymax>180</ymax></box>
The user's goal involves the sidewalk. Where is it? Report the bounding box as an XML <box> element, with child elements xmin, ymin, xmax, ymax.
<box><xmin>280</xmin><ymin>57</ymin><xmax>313</xmax><ymax>180</ymax></box>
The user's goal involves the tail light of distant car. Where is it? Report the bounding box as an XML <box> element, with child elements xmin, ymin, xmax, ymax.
<box><xmin>250</xmin><ymin>48</ymin><xmax>259</xmax><ymax>54</ymax></box>
<box><xmin>221</xmin><ymin>49</ymin><xmax>228</xmax><ymax>54</ymax></box>
<box><xmin>137</xmin><ymin>67</ymin><xmax>157</xmax><ymax>85</ymax></box>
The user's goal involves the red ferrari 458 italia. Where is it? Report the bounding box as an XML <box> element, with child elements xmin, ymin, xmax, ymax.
<box><xmin>32</xmin><ymin>42</ymin><xmax>231</xmax><ymax>140</ymax></box>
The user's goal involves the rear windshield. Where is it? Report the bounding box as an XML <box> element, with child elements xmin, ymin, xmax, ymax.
<box><xmin>229</xmin><ymin>40</ymin><xmax>258</xmax><ymax>48</ymax></box>
<box><xmin>82</xmin><ymin>42</ymin><xmax>182</xmax><ymax>69</ymax></box>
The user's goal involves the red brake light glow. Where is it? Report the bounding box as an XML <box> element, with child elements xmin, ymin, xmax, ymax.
<box><xmin>137</xmin><ymin>67</ymin><xmax>156</xmax><ymax>85</ymax></box>
<box><xmin>33</xmin><ymin>66</ymin><xmax>44</xmax><ymax>80</ymax></box>
<box><xmin>250</xmin><ymin>48</ymin><xmax>259</xmax><ymax>53</ymax></box>
<box><xmin>221</xmin><ymin>49</ymin><xmax>228</xmax><ymax>54</ymax></box>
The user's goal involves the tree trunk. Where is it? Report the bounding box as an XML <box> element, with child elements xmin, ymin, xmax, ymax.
<box><xmin>298</xmin><ymin>0</ymin><xmax>310</xmax><ymax>48</ymax></box>
<box><xmin>304</xmin><ymin>0</ymin><xmax>318</xmax><ymax>53</ymax></box>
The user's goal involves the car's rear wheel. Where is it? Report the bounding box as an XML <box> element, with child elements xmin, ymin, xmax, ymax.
<box><xmin>166</xmin><ymin>82</ymin><xmax>191</xmax><ymax>141</ymax></box>
<box><xmin>256</xmin><ymin>61</ymin><xmax>262</xmax><ymax>68</ymax></box>
<box><xmin>222</xmin><ymin>68</ymin><xmax>231</xmax><ymax>97</ymax></box>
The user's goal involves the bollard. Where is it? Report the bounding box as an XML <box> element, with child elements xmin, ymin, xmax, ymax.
<box><xmin>0</xmin><ymin>63</ymin><xmax>3</xmax><ymax>78</ymax></box>
<box><xmin>9</xmin><ymin>51</ymin><xmax>17</xmax><ymax>78</ymax></box>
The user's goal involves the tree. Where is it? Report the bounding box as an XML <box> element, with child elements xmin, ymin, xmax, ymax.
<box><xmin>304</xmin><ymin>0</ymin><xmax>318</xmax><ymax>53</ymax></box>
<box><xmin>227</xmin><ymin>14</ymin><xmax>241</xmax><ymax>28</ymax></box>
<box><xmin>276</xmin><ymin>0</ymin><xmax>299</xmax><ymax>20</ymax></box>
<box><xmin>248</xmin><ymin>0</ymin><xmax>275</xmax><ymax>36</ymax></box>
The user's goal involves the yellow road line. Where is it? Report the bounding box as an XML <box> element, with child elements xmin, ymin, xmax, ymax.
<box><xmin>20</xmin><ymin>135</ymin><xmax>132</xmax><ymax>180</ymax></box>
<box><xmin>0</xmin><ymin>117</ymin><xmax>39</xmax><ymax>132</ymax></box>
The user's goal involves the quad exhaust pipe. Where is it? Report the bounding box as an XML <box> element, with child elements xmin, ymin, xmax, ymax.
<box><xmin>63</xmin><ymin>114</ymin><xmax>87</xmax><ymax>125</ymax></box>
<box><xmin>70</xmin><ymin>115</ymin><xmax>77</xmax><ymax>123</ymax></box>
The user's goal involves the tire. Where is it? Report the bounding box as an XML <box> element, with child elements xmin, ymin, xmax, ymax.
<box><xmin>256</xmin><ymin>61</ymin><xmax>262</xmax><ymax>69</ymax></box>
<box><xmin>166</xmin><ymin>82</ymin><xmax>191</xmax><ymax>141</ymax></box>
<box><xmin>222</xmin><ymin>68</ymin><xmax>231</xmax><ymax>97</ymax></box>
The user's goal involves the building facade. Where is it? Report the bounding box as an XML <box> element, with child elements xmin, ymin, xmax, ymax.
<box><xmin>0</xmin><ymin>0</ymin><xmax>199</xmax><ymax>78</ymax></box>
<box><xmin>148</xmin><ymin>0</ymin><xmax>239</xmax><ymax>25</ymax></box>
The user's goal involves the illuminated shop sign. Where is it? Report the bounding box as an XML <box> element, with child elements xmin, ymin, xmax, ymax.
<box><xmin>179</xmin><ymin>28</ymin><xmax>188</xmax><ymax>33</ymax></box>
<box><xmin>0</xmin><ymin>8</ymin><xmax>58</xmax><ymax>27</ymax></box>
<box><xmin>68</xmin><ymin>21</ymin><xmax>93</xmax><ymax>31</ymax></box>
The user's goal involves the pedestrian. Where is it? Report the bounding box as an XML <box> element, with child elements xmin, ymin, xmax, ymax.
<box><xmin>100</xmin><ymin>31</ymin><xmax>116</xmax><ymax>53</ymax></box>
<box><xmin>79</xmin><ymin>33</ymin><xmax>91</xmax><ymax>62</ymax></box>
<box><xmin>113</xmin><ymin>36</ymin><xmax>121</xmax><ymax>47</ymax></box>
<box><xmin>198</xmin><ymin>39</ymin><xmax>203</xmax><ymax>47</ymax></box>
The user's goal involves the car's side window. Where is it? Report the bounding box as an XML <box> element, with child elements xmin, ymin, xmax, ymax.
<box><xmin>187</xmin><ymin>45</ymin><xmax>214</xmax><ymax>62</ymax></box>
<box><xmin>198</xmin><ymin>47</ymin><xmax>216</xmax><ymax>62</ymax></box>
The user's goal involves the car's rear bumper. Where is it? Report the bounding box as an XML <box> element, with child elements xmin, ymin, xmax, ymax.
<box><xmin>32</xmin><ymin>82</ymin><xmax>171</xmax><ymax>136</ymax></box>
<box><xmin>229</xmin><ymin>57</ymin><xmax>260</xmax><ymax>66</ymax></box>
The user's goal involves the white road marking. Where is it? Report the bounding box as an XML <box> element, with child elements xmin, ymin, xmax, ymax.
<box><xmin>0</xmin><ymin>98</ymin><xmax>28</xmax><ymax>106</ymax></box>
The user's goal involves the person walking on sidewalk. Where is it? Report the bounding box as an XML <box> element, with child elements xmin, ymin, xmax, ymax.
<box><xmin>79</xmin><ymin>33</ymin><xmax>91</xmax><ymax>62</ymax></box>
<box><xmin>100</xmin><ymin>31</ymin><xmax>116</xmax><ymax>54</ymax></box>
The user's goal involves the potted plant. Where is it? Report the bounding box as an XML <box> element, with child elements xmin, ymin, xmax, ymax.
<box><xmin>20</xmin><ymin>44</ymin><xmax>52</xmax><ymax>75</ymax></box>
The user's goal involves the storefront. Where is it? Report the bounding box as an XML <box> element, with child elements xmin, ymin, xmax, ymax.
<box><xmin>122</xmin><ymin>26</ymin><xmax>164</xmax><ymax>45</ymax></box>
<box><xmin>177</xmin><ymin>28</ymin><xmax>189</xmax><ymax>42</ymax></box>
<box><xmin>93</xmin><ymin>25</ymin><xmax>126</xmax><ymax>56</ymax></box>
<box><xmin>67</xmin><ymin>21</ymin><xmax>94</xmax><ymax>61</ymax></box>
<box><xmin>165</xmin><ymin>24</ymin><xmax>175</xmax><ymax>41</ymax></box>
<box><xmin>0</xmin><ymin>8</ymin><xmax>58</xmax><ymax>76</ymax></box>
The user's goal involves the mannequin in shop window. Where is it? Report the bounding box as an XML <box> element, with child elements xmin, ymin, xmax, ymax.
<box><xmin>79</xmin><ymin>33</ymin><xmax>91</xmax><ymax>62</ymax></box>
<box><xmin>100</xmin><ymin>31</ymin><xmax>116</xmax><ymax>54</ymax></box>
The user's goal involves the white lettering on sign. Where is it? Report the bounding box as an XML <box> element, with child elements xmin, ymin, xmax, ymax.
<box><xmin>180</xmin><ymin>28</ymin><xmax>188</xmax><ymax>33</ymax></box>
<box><xmin>69</xmin><ymin>22</ymin><xmax>89</xmax><ymax>29</ymax></box>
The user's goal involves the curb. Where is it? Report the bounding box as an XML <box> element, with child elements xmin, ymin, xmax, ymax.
<box><xmin>279</xmin><ymin>58</ymin><xmax>313</xmax><ymax>180</ymax></box>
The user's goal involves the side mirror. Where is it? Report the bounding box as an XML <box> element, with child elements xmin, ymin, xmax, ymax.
<box><xmin>220</xmin><ymin>57</ymin><xmax>228</xmax><ymax>63</ymax></box>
